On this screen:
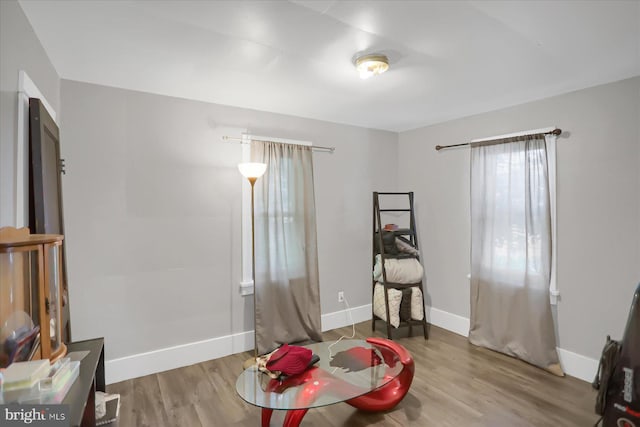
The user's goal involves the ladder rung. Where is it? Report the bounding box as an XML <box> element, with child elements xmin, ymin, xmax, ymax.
<box><xmin>379</xmin><ymin>209</ymin><xmax>410</xmax><ymax>212</ymax></box>
<box><xmin>378</xmin><ymin>253</ymin><xmax>418</xmax><ymax>260</ymax></box>
<box><xmin>375</xmin><ymin>192</ymin><xmax>411</xmax><ymax>195</ymax></box>
<box><xmin>400</xmin><ymin>319</ymin><xmax>425</xmax><ymax>325</ymax></box>
<box><xmin>381</xmin><ymin>281</ymin><xmax>422</xmax><ymax>287</ymax></box>
<box><xmin>394</xmin><ymin>228</ymin><xmax>414</xmax><ymax>235</ymax></box>
<box><xmin>376</xmin><ymin>228</ymin><xmax>414</xmax><ymax>234</ymax></box>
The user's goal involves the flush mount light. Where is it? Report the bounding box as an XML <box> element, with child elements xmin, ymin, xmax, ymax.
<box><xmin>354</xmin><ymin>54</ymin><xmax>389</xmax><ymax>79</ymax></box>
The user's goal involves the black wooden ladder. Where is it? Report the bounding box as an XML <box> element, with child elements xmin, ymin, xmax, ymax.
<box><xmin>372</xmin><ymin>191</ymin><xmax>429</xmax><ymax>340</ymax></box>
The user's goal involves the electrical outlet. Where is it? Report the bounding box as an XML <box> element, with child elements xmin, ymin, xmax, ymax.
<box><xmin>338</xmin><ymin>291</ymin><xmax>344</xmax><ymax>303</ymax></box>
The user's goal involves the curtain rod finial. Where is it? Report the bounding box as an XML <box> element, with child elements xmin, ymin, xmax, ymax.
<box><xmin>435</xmin><ymin>145</ymin><xmax>442</xmax><ymax>151</ymax></box>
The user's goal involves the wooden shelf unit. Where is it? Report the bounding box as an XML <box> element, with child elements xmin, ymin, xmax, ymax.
<box><xmin>372</xmin><ymin>192</ymin><xmax>428</xmax><ymax>340</ymax></box>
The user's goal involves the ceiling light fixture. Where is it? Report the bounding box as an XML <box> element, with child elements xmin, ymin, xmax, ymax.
<box><xmin>354</xmin><ymin>54</ymin><xmax>389</xmax><ymax>79</ymax></box>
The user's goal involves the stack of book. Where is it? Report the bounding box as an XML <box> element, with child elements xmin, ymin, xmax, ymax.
<box><xmin>1</xmin><ymin>357</ymin><xmax>80</xmax><ymax>404</ymax></box>
<box><xmin>2</xmin><ymin>359</ymin><xmax>50</xmax><ymax>392</ymax></box>
<box><xmin>1</xmin><ymin>326</ymin><xmax>40</xmax><ymax>366</ymax></box>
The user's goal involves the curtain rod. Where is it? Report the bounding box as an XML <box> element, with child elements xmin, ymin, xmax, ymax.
<box><xmin>435</xmin><ymin>128</ymin><xmax>561</xmax><ymax>151</ymax></box>
<box><xmin>222</xmin><ymin>136</ymin><xmax>335</xmax><ymax>153</ymax></box>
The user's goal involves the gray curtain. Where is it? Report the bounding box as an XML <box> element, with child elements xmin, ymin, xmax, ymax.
<box><xmin>251</xmin><ymin>141</ymin><xmax>322</xmax><ymax>355</ymax></box>
<box><xmin>469</xmin><ymin>136</ymin><xmax>563</xmax><ymax>376</ymax></box>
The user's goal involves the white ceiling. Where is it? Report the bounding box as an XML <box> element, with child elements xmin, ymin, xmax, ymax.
<box><xmin>19</xmin><ymin>0</ymin><xmax>640</xmax><ymax>132</ymax></box>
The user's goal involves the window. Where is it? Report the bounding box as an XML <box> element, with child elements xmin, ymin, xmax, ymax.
<box><xmin>485</xmin><ymin>145</ymin><xmax>548</xmax><ymax>278</ymax></box>
<box><xmin>239</xmin><ymin>135</ymin><xmax>312</xmax><ymax>296</ymax></box>
<box><xmin>471</xmin><ymin>130</ymin><xmax>558</xmax><ymax>303</ymax></box>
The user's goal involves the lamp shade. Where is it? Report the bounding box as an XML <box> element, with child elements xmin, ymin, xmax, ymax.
<box><xmin>238</xmin><ymin>162</ymin><xmax>267</xmax><ymax>179</ymax></box>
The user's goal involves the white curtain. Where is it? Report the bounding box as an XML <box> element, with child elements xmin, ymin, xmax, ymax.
<box><xmin>469</xmin><ymin>136</ymin><xmax>563</xmax><ymax>375</ymax></box>
<box><xmin>251</xmin><ymin>141</ymin><xmax>322</xmax><ymax>355</ymax></box>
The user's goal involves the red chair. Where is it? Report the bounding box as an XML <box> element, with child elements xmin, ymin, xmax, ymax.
<box><xmin>346</xmin><ymin>337</ymin><xmax>415</xmax><ymax>411</ymax></box>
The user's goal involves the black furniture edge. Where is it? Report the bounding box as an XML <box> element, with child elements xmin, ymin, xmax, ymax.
<box><xmin>64</xmin><ymin>337</ymin><xmax>105</xmax><ymax>427</ymax></box>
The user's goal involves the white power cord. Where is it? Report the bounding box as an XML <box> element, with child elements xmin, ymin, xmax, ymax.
<box><xmin>327</xmin><ymin>293</ymin><xmax>356</xmax><ymax>361</ymax></box>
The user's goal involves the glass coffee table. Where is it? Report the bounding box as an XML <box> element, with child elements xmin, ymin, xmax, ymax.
<box><xmin>236</xmin><ymin>338</ymin><xmax>413</xmax><ymax>427</ymax></box>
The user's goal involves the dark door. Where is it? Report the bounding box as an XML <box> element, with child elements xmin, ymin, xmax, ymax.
<box><xmin>29</xmin><ymin>98</ymin><xmax>71</xmax><ymax>342</ymax></box>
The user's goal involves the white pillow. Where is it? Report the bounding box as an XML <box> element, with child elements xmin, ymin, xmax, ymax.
<box><xmin>372</xmin><ymin>254</ymin><xmax>424</xmax><ymax>284</ymax></box>
<box><xmin>373</xmin><ymin>283</ymin><xmax>402</xmax><ymax>328</ymax></box>
<box><xmin>411</xmin><ymin>287</ymin><xmax>424</xmax><ymax>321</ymax></box>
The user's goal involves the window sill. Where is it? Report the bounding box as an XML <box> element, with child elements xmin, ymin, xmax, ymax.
<box><xmin>240</xmin><ymin>280</ymin><xmax>254</xmax><ymax>296</ymax></box>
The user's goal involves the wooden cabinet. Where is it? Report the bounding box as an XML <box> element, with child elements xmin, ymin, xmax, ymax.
<box><xmin>0</xmin><ymin>227</ymin><xmax>67</xmax><ymax>367</ymax></box>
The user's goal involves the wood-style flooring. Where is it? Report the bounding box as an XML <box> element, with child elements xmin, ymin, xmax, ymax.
<box><xmin>107</xmin><ymin>322</ymin><xmax>597</xmax><ymax>426</ymax></box>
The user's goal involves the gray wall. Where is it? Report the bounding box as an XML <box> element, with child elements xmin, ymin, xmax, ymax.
<box><xmin>4</xmin><ymin>0</ymin><xmax>637</xmax><ymax>366</ymax></box>
<box><xmin>60</xmin><ymin>79</ymin><xmax>397</xmax><ymax>360</ymax></box>
<box><xmin>0</xmin><ymin>0</ymin><xmax>60</xmax><ymax>226</ymax></box>
<box><xmin>398</xmin><ymin>76</ymin><xmax>640</xmax><ymax>359</ymax></box>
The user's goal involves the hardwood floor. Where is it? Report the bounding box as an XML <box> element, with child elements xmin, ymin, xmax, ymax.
<box><xmin>107</xmin><ymin>322</ymin><xmax>597</xmax><ymax>426</ymax></box>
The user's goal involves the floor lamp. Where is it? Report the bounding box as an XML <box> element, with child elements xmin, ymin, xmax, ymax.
<box><xmin>238</xmin><ymin>162</ymin><xmax>267</xmax><ymax>358</ymax></box>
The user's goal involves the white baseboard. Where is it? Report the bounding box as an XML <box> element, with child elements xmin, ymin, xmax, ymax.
<box><xmin>425</xmin><ymin>306</ymin><xmax>598</xmax><ymax>382</ymax></box>
<box><xmin>557</xmin><ymin>347</ymin><xmax>599</xmax><ymax>383</ymax></box>
<box><xmin>106</xmin><ymin>303</ymin><xmax>598</xmax><ymax>384</ymax></box>
<box><xmin>427</xmin><ymin>306</ymin><xmax>470</xmax><ymax>337</ymax></box>
<box><xmin>321</xmin><ymin>303</ymin><xmax>371</xmax><ymax>332</ymax></box>
<box><xmin>106</xmin><ymin>330</ymin><xmax>254</xmax><ymax>384</ymax></box>
<box><xmin>106</xmin><ymin>304</ymin><xmax>371</xmax><ymax>384</ymax></box>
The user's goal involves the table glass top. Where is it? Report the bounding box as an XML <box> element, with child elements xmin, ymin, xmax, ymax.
<box><xmin>235</xmin><ymin>339</ymin><xmax>403</xmax><ymax>410</ymax></box>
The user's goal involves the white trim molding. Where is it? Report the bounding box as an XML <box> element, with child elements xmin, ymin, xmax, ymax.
<box><xmin>321</xmin><ymin>303</ymin><xmax>371</xmax><ymax>332</ymax></box>
<box><xmin>427</xmin><ymin>306</ymin><xmax>471</xmax><ymax>337</ymax></box>
<box><xmin>19</xmin><ymin>71</ymin><xmax>57</xmax><ymax>123</ymax></box>
<box><xmin>556</xmin><ymin>347</ymin><xmax>599</xmax><ymax>383</ymax></box>
<box><xmin>106</xmin><ymin>331</ymin><xmax>254</xmax><ymax>384</ymax></box>
<box><xmin>15</xmin><ymin>71</ymin><xmax>58</xmax><ymax>227</ymax></box>
<box><xmin>106</xmin><ymin>303</ymin><xmax>371</xmax><ymax>384</ymax></box>
<box><xmin>240</xmin><ymin>136</ymin><xmax>252</xmax><ymax>295</ymax></box>
<box><xmin>105</xmin><ymin>303</ymin><xmax>598</xmax><ymax>384</ymax></box>
<box><xmin>239</xmin><ymin>280</ymin><xmax>254</xmax><ymax>296</ymax></box>
<box><xmin>545</xmin><ymin>132</ymin><xmax>560</xmax><ymax>305</ymax></box>
<box><xmin>425</xmin><ymin>306</ymin><xmax>598</xmax><ymax>382</ymax></box>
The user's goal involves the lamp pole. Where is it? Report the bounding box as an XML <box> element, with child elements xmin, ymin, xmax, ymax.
<box><xmin>238</xmin><ymin>162</ymin><xmax>266</xmax><ymax>361</ymax></box>
<box><xmin>249</xmin><ymin>176</ymin><xmax>258</xmax><ymax>359</ymax></box>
